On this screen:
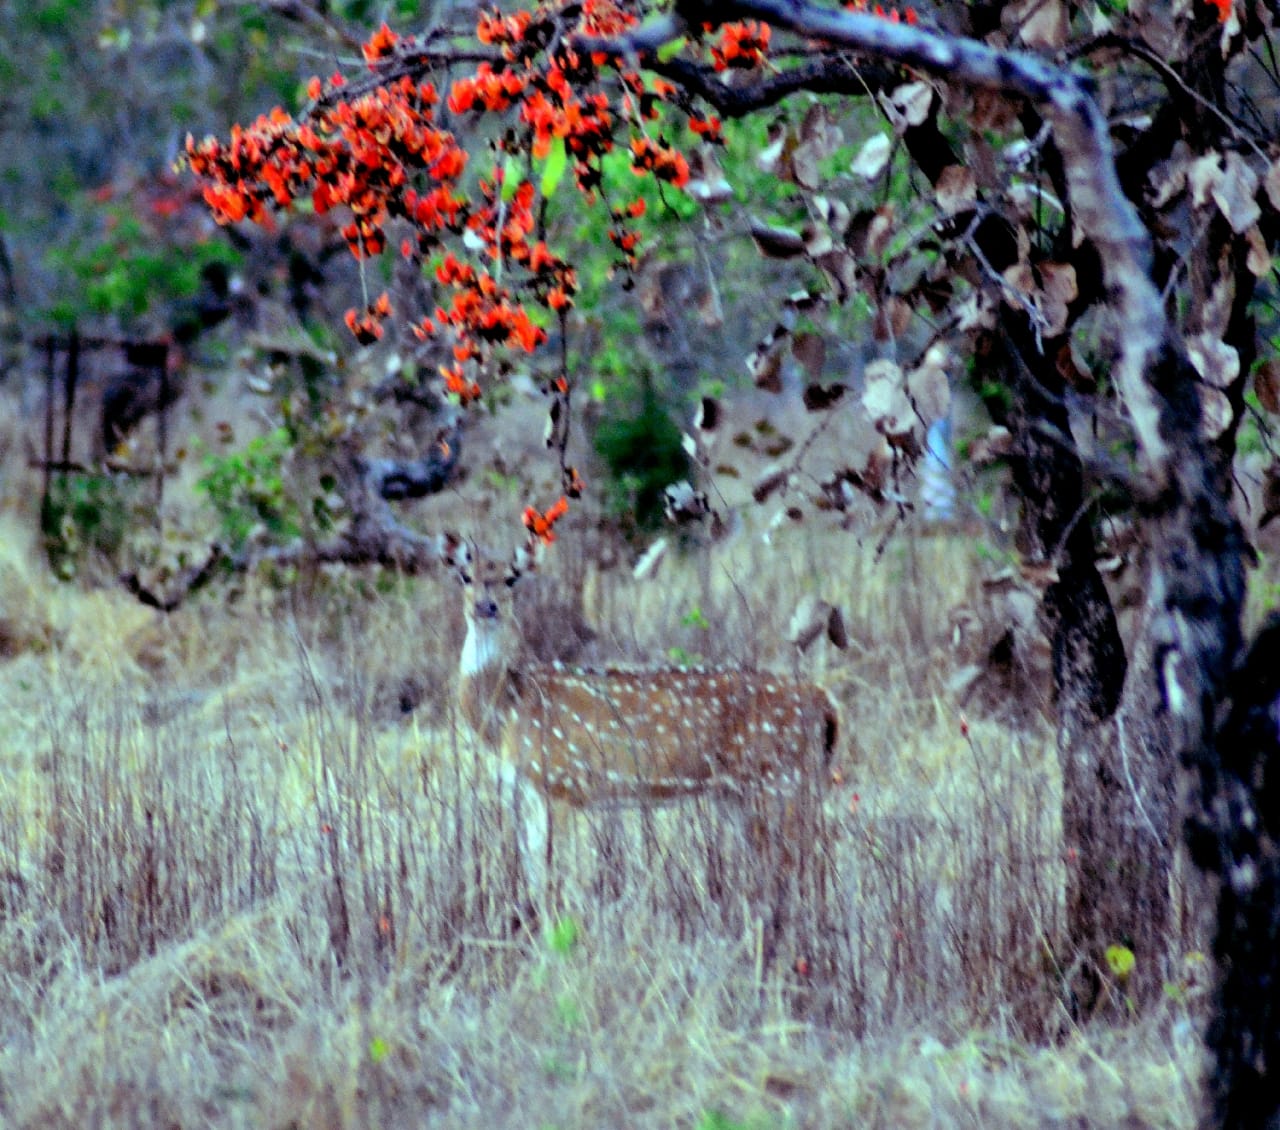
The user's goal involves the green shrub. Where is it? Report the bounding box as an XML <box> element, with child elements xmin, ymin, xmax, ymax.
<box><xmin>592</xmin><ymin>374</ymin><xmax>690</xmax><ymax>537</ymax></box>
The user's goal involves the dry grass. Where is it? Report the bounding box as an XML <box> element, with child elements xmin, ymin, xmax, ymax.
<box><xmin>0</xmin><ymin>393</ymin><xmax>1215</xmax><ymax>1128</ymax></box>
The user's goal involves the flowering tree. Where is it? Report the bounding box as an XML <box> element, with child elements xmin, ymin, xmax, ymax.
<box><xmin>183</xmin><ymin>0</ymin><xmax>1280</xmax><ymax>1119</ymax></box>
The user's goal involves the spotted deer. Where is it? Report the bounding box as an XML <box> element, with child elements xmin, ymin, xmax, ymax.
<box><xmin>452</xmin><ymin>543</ymin><xmax>841</xmax><ymax>888</ymax></box>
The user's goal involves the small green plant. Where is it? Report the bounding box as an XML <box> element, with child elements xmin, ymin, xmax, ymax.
<box><xmin>41</xmin><ymin>473</ymin><xmax>134</xmax><ymax>578</ymax></box>
<box><xmin>196</xmin><ymin>428</ymin><xmax>302</xmax><ymax>553</ymax></box>
<box><xmin>546</xmin><ymin>914</ymin><xmax>581</xmax><ymax>956</ymax></box>
<box><xmin>681</xmin><ymin>605</ymin><xmax>710</xmax><ymax>630</ymax></box>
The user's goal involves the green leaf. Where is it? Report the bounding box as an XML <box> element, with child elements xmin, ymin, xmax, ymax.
<box><xmin>368</xmin><ymin>1036</ymin><xmax>389</xmax><ymax>1064</ymax></box>
<box><xmin>1105</xmin><ymin>943</ymin><xmax>1136</xmax><ymax>980</ymax></box>
<box><xmin>501</xmin><ymin>157</ymin><xmax>521</xmax><ymax>201</ymax></box>
<box><xmin>656</xmin><ymin>34</ymin><xmax>687</xmax><ymax>63</ymax></box>
<box><xmin>539</xmin><ymin>136</ymin><xmax>568</xmax><ymax>199</ymax></box>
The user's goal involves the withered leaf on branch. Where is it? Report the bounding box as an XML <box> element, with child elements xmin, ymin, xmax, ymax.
<box><xmin>747</xmin><ymin>329</ymin><xmax>790</xmax><ymax>392</ymax></box>
<box><xmin>753</xmin><ymin>465</ymin><xmax>789</xmax><ymax>503</ymax></box>
<box><xmin>1213</xmin><ymin>152</ymin><xmax>1261</xmax><ymax>235</ymax></box>
<box><xmin>845</xmin><ymin>205</ymin><xmax>896</xmax><ymax>261</ymax></box>
<box><xmin>1261</xmin><ymin>464</ymin><xmax>1280</xmax><ymax>529</ymax></box>
<box><xmin>907</xmin><ymin>344</ymin><xmax>951</xmax><ymax>421</ymax></box>
<box><xmin>1007</xmin><ymin>0</ymin><xmax>1068</xmax><ymax>49</ymax></box>
<box><xmin>792</xmin><ymin>332</ymin><xmax>827</xmax><ymax>382</ymax></box>
<box><xmin>686</xmin><ymin>147</ymin><xmax>733</xmax><ymax>206</ymax></box>
<box><xmin>873</xmin><ymin>296</ymin><xmax>913</xmax><ymax>343</ymax></box>
<box><xmin>792</xmin><ymin>106</ymin><xmax>842</xmax><ymax>192</ymax></box>
<box><xmin>803</xmin><ymin>382</ymin><xmax>847</xmax><ymax>411</ymax></box>
<box><xmin>1200</xmin><ymin>386</ymin><xmax>1234</xmax><ymax>441</ymax></box>
<box><xmin>882</xmin><ymin>82</ymin><xmax>933</xmax><ymax>134</ymax></box>
<box><xmin>748</xmin><ymin>219</ymin><xmax>807</xmax><ymax>259</ymax></box>
<box><xmin>813</xmin><ymin>195</ymin><xmax>851</xmax><ymax>240</ymax></box>
<box><xmin>969</xmin><ymin>425</ymin><xmax>1013</xmax><ymax>465</ymax></box>
<box><xmin>935</xmin><ymin>165</ymin><xmax>977</xmax><ymax>215</ymax></box>
<box><xmin>1266</xmin><ymin>158</ymin><xmax>1280</xmax><ymax>212</ymax></box>
<box><xmin>1254</xmin><ymin>360</ymin><xmax>1280</xmax><ymax>415</ymax></box>
<box><xmin>695</xmin><ymin>396</ymin><xmax>720</xmax><ymax>434</ymax></box>
<box><xmin>851</xmin><ymin>133</ymin><xmax>892</xmax><ymax>180</ymax></box>
<box><xmin>815</xmin><ymin>250</ymin><xmax>858</xmax><ymax>303</ymax></box>
<box><xmin>1187</xmin><ymin>333</ymin><xmax>1240</xmax><ymax>390</ymax></box>
<box><xmin>862</xmin><ymin>359</ymin><xmax>914</xmax><ymax>441</ymax></box>
<box><xmin>1147</xmin><ymin>140</ymin><xmax>1191</xmax><ymax>209</ymax></box>
<box><xmin>756</xmin><ymin>119</ymin><xmax>791</xmax><ymax>176</ymax></box>
<box><xmin>1245</xmin><ymin>225</ymin><xmax>1272</xmax><ymax>278</ymax></box>
<box><xmin>802</xmin><ymin>221</ymin><xmax>835</xmax><ymax>259</ymax></box>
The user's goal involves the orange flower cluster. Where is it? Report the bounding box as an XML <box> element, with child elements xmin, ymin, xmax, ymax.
<box><xmin>344</xmin><ymin>292</ymin><xmax>392</xmax><ymax>344</ymax></box>
<box><xmin>520</xmin><ymin>66</ymin><xmax>613</xmax><ymax>161</ymax></box>
<box><xmin>1202</xmin><ymin>0</ymin><xmax>1232</xmax><ymax>21</ymax></box>
<box><xmin>476</xmin><ymin>7</ymin><xmax>534</xmax><ymax>52</ymax></box>
<box><xmin>362</xmin><ymin>22</ymin><xmax>399</xmax><ymax>64</ymax></box>
<box><xmin>523</xmin><ymin>497</ymin><xmax>570</xmax><ymax>544</ymax></box>
<box><xmin>843</xmin><ymin>0</ymin><xmax>919</xmax><ymax>24</ymax></box>
<box><xmin>709</xmin><ymin>21</ymin><xmax>772</xmax><ymax>71</ymax></box>
<box><xmin>447</xmin><ymin>63</ymin><xmax>527</xmax><ymax>114</ymax></box>
<box><xmin>186</xmin><ymin>2</ymin><xmax>717</xmax><ymax>439</ymax></box>
<box><xmin>628</xmin><ymin>136</ymin><xmax>690</xmax><ymax>187</ymax></box>
<box><xmin>689</xmin><ymin>115</ymin><xmax>725</xmax><ymax>144</ymax></box>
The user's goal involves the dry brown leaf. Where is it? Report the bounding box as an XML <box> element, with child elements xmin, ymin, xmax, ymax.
<box><xmin>908</xmin><ymin>344</ymin><xmax>951</xmax><ymax>420</ymax></box>
<box><xmin>748</xmin><ymin>337</ymin><xmax>787</xmax><ymax>392</ymax></box>
<box><xmin>936</xmin><ymin>165</ymin><xmax>977</xmax><ymax>215</ymax></box>
<box><xmin>748</xmin><ymin>220</ymin><xmax>806</xmax><ymax>259</ymax></box>
<box><xmin>970</xmin><ymin>425</ymin><xmax>1013</xmax><ymax>465</ymax></box>
<box><xmin>802</xmin><ymin>222</ymin><xmax>835</xmax><ymax>258</ymax></box>
<box><xmin>695</xmin><ymin>396</ymin><xmax>720</xmax><ymax>434</ymax></box>
<box><xmin>1246</xmin><ymin>224</ymin><xmax>1272</xmax><ymax>278</ymax></box>
<box><xmin>792</xmin><ymin>333</ymin><xmax>827</xmax><ymax>383</ymax></box>
<box><xmin>757</xmin><ymin>121</ymin><xmax>791</xmax><ymax>175</ymax></box>
<box><xmin>1200</xmin><ymin>386</ymin><xmax>1233</xmax><ymax>440</ymax></box>
<box><xmin>1037</xmin><ymin>262</ymin><xmax>1077</xmax><ymax>337</ymax></box>
<box><xmin>815</xmin><ymin>250</ymin><xmax>858</xmax><ymax>304</ymax></box>
<box><xmin>686</xmin><ymin>147</ymin><xmax>733</xmax><ymax>206</ymax></box>
<box><xmin>874</xmin><ymin>296</ymin><xmax>913</xmax><ymax>342</ymax></box>
<box><xmin>851</xmin><ymin>134</ymin><xmax>892</xmax><ymax>180</ymax></box>
<box><xmin>752</xmin><ymin>465</ymin><xmax>789</xmax><ymax>503</ymax></box>
<box><xmin>885</xmin><ymin>82</ymin><xmax>933</xmax><ymax>132</ymax></box>
<box><xmin>956</xmin><ymin>292</ymin><xmax>997</xmax><ymax>331</ymax></box>
<box><xmin>814</xmin><ymin>195</ymin><xmax>851</xmax><ymax>237</ymax></box>
<box><xmin>866</xmin><ymin>205</ymin><xmax>896</xmax><ymax>258</ymax></box>
<box><xmin>1187</xmin><ymin>334</ymin><xmax>1240</xmax><ymax>389</ymax></box>
<box><xmin>803</xmin><ymin>382</ymin><xmax>847</xmax><ymax>411</ymax></box>
<box><xmin>1010</xmin><ymin>0</ymin><xmax>1068</xmax><ymax>49</ymax></box>
<box><xmin>970</xmin><ymin>89</ymin><xmax>1017</xmax><ymax>132</ymax></box>
<box><xmin>862</xmin><ymin>359</ymin><xmax>913</xmax><ymax>439</ymax></box>
<box><xmin>1254</xmin><ymin>360</ymin><xmax>1280</xmax><ymax>415</ymax></box>
<box><xmin>1148</xmin><ymin>141</ymin><xmax>1191</xmax><ymax>208</ymax></box>
<box><xmin>1188</xmin><ymin>153</ymin><xmax>1222</xmax><ymax>208</ymax></box>
<box><xmin>1265</xmin><ymin>158</ymin><xmax>1280</xmax><ymax>212</ymax></box>
<box><xmin>1212</xmin><ymin>152</ymin><xmax>1261</xmax><ymax>234</ymax></box>
<box><xmin>800</xmin><ymin>103</ymin><xmax>842</xmax><ymax>152</ymax></box>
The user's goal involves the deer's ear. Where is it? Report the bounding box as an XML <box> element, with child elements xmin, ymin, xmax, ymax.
<box><xmin>445</xmin><ymin>533</ymin><xmax>475</xmax><ymax>584</ymax></box>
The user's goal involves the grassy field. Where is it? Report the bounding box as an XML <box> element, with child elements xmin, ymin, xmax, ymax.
<box><xmin>0</xmin><ymin>387</ymin><xmax>1215</xmax><ymax>1128</ymax></box>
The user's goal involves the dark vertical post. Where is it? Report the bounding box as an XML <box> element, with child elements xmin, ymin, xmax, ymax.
<box><xmin>41</xmin><ymin>335</ymin><xmax>56</xmax><ymax>523</ymax></box>
<box><xmin>60</xmin><ymin>330</ymin><xmax>79</xmax><ymax>471</ymax></box>
<box><xmin>155</xmin><ymin>342</ymin><xmax>169</xmax><ymax>517</ymax></box>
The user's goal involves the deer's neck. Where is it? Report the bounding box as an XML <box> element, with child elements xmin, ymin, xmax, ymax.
<box><xmin>459</xmin><ymin>619</ymin><xmax>512</xmax><ymax>743</ymax></box>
